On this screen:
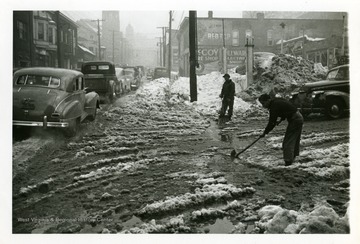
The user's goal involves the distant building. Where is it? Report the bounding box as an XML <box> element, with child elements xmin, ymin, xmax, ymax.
<box><xmin>101</xmin><ymin>11</ymin><xmax>121</xmax><ymax>65</ymax></box>
<box><xmin>121</xmin><ymin>23</ymin><xmax>158</xmax><ymax>68</ymax></box>
<box><xmin>76</xmin><ymin>19</ymin><xmax>100</xmax><ymax>60</ymax></box>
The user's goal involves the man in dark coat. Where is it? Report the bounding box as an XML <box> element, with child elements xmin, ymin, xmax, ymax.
<box><xmin>258</xmin><ymin>93</ymin><xmax>304</xmax><ymax>166</ymax></box>
<box><xmin>219</xmin><ymin>73</ymin><xmax>235</xmax><ymax>120</ymax></box>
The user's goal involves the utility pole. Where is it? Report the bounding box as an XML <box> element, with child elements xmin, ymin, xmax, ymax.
<box><xmin>280</xmin><ymin>22</ymin><xmax>286</xmax><ymax>54</ymax></box>
<box><xmin>168</xmin><ymin>11</ymin><xmax>173</xmax><ymax>79</ymax></box>
<box><xmin>157</xmin><ymin>26</ymin><xmax>167</xmax><ymax>66</ymax></box>
<box><xmin>245</xmin><ymin>35</ymin><xmax>254</xmax><ymax>88</ymax></box>
<box><xmin>222</xmin><ymin>18</ymin><xmax>227</xmax><ymax>74</ymax></box>
<box><xmin>92</xmin><ymin>19</ymin><xmax>104</xmax><ymax>60</ymax></box>
<box><xmin>112</xmin><ymin>30</ymin><xmax>115</xmax><ymax>62</ymax></box>
<box><xmin>301</xmin><ymin>26</ymin><xmax>305</xmax><ymax>58</ymax></box>
<box><xmin>56</xmin><ymin>11</ymin><xmax>62</xmax><ymax>67</ymax></box>
<box><xmin>189</xmin><ymin>11</ymin><xmax>197</xmax><ymax>102</ymax></box>
<box><xmin>158</xmin><ymin>37</ymin><xmax>163</xmax><ymax>66</ymax></box>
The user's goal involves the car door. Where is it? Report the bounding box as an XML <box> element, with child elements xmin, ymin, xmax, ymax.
<box><xmin>71</xmin><ymin>76</ymin><xmax>87</xmax><ymax>121</ymax></box>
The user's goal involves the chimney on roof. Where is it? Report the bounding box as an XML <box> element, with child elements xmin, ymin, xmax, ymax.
<box><xmin>208</xmin><ymin>11</ymin><xmax>213</xmax><ymax>19</ymax></box>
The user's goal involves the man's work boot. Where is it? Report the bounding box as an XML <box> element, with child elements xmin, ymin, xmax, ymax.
<box><xmin>285</xmin><ymin>161</ymin><xmax>293</xmax><ymax>166</ymax></box>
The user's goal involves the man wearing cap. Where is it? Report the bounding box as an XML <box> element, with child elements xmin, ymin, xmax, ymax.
<box><xmin>219</xmin><ymin>73</ymin><xmax>235</xmax><ymax>120</ymax></box>
<box><xmin>258</xmin><ymin>93</ymin><xmax>304</xmax><ymax>166</ymax></box>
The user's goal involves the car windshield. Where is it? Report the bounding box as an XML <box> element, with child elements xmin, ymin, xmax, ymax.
<box><xmin>327</xmin><ymin>67</ymin><xmax>349</xmax><ymax>81</ymax></box>
<box><xmin>16</xmin><ymin>75</ymin><xmax>61</xmax><ymax>88</ymax></box>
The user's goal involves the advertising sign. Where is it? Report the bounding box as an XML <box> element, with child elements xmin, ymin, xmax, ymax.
<box><xmin>195</xmin><ymin>19</ymin><xmax>246</xmax><ymax>74</ymax></box>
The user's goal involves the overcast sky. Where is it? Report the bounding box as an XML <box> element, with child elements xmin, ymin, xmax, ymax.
<box><xmin>64</xmin><ymin>11</ymin><xmax>244</xmax><ymax>38</ymax></box>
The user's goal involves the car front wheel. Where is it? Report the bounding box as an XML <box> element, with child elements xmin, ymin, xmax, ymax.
<box><xmin>326</xmin><ymin>98</ymin><xmax>345</xmax><ymax>119</ymax></box>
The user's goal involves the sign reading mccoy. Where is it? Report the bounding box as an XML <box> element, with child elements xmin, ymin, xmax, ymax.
<box><xmin>197</xmin><ymin>47</ymin><xmax>246</xmax><ymax>64</ymax></box>
<box><xmin>198</xmin><ymin>48</ymin><xmax>220</xmax><ymax>63</ymax></box>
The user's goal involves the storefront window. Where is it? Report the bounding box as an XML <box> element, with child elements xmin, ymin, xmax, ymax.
<box><xmin>38</xmin><ymin>22</ymin><xmax>45</xmax><ymax>40</ymax></box>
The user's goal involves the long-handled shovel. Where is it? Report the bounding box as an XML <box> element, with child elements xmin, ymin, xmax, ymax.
<box><xmin>230</xmin><ymin>120</ymin><xmax>283</xmax><ymax>158</ymax></box>
<box><xmin>230</xmin><ymin>135</ymin><xmax>262</xmax><ymax>158</ymax></box>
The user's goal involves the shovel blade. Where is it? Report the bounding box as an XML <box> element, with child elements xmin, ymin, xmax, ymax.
<box><xmin>230</xmin><ymin>149</ymin><xmax>236</xmax><ymax>158</ymax></box>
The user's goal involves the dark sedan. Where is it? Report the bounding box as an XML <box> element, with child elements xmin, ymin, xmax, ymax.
<box><xmin>13</xmin><ymin>67</ymin><xmax>100</xmax><ymax>137</ymax></box>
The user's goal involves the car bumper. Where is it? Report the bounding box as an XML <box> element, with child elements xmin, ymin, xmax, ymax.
<box><xmin>13</xmin><ymin>116</ymin><xmax>69</xmax><ymax>129</ymax></box>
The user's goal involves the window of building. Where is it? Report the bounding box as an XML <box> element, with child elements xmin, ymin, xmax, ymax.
<box><xmin>17</xmin><ymin>21</ymin><xmax>26</xmax><ymax>40</ymax></box>
<box><xmin>60</xmin><ymin>30</ymin><xmax>64</xmax><ymax>43</ymax></box>
<box><xmin>38</xmin><ymin>22</ymin><xmax>45</xmax><ymax>40</ymax></box>
<box><xmin>267</xmin><ymin>30</ymin><xmax>274</xmax><ymax>46</ymax></box>
<box><xmin>232</xmin><ymin>30</ymin><xmax>239</xmax><ymax>46</ymax></box>
<box><xmin>48</xmin><ymin>27</ymin><xmax>55</xmax><ymax>44</ymax></box>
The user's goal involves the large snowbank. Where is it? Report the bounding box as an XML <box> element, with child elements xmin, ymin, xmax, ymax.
<box><xmin>256</xmin><ymin>203</ymin><xmax>349</xmax><ymax>233</ymax></box>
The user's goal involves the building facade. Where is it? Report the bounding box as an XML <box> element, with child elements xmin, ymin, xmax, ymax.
<box><xmin>13</xmin><ymin>11</ymin><xmax>78</xmax><ymax>69</ymax></box>
<box><xmin>101</xmin><ymin>11</ymin><xmax>121</xmax><ymax>65</ymax></box>
<box><xmin>177</xmin><ymin>12</ymin><xmax>347</xmax><ymax>76</ymax></box>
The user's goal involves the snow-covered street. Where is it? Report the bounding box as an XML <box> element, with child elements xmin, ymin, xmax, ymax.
<box><xmin>12</xmin><ymin>62</ymin><xmax>350</xmax><ymax>234</ymax></box>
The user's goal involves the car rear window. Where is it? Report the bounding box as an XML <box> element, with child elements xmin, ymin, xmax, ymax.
<box><xmin>16</xmin><ymin>75</ymin><xmax>60</xmax><ymax>88</ymax></box>
<box><xmin>82</xmin><ymin>64</ymin><xmax>114</xmax><ymax>74</ymax></box>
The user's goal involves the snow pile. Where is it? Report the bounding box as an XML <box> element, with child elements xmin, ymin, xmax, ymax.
<box><xmin>254</xmin><ymin>52</ymin><xmax>275</xmax><ymax>69</ymax></box>
<box><xmin>138</xmin><ymin>184</ymin><xmax>255</xmax><ymax>216</ymax></box>
<box><xmin>191</xmin><ymin>200</ymin><xmax>242</xmax><ymax>221</ymax></box>
<box><xmin>256</xmin><ymin>203</ymin><xmax>349</xmax><ymax>233</ymax></box>
<box><xmin>19</xmin><ymin>178</ymin><xmax>54</xmax><ymax>196</ymax></box>
<box><xmin>120</xmin><ymin>215</ymin><xmax>191</xmax><ymax>234</ymax></box>
<box><xmin>241</xmin><ymin>54</ymin><xmax>323</xmax><ymax>100</ymax></box>
<box><xmin>73</xmin><ymin>158</ymin><xmax>164</xmax><ymax>182</ymax></box>
<box><xmin>314</xmin><ymin>63</ymin><xmax>328</xmax><ymax>77</ymax></box>
<box><xmin>171</xmin><ymin>72</ymin><xmax>251</xmax><ymax>117</ymax></box>
<box><xmin>298</xmin><ymin>143</ymin><xmax>349</xmax><ymax>178</ymax></box>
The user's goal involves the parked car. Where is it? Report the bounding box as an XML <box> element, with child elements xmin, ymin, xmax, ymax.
<box><xmin>13</xmin><ymin>67</ymin><xmax>100</xmax><ymax>137</ymax></box>
<box><xmin>146</xmin><ymin>68</ymin><xmax>154</xmax><ymax>80</ymax></box>
<box><xmin>115</xmin><ymin>67</ymin><xmax>131</xmax><ymax>93</ymax></box>
<box><xmin>81</xmin><ymin>61</ymin><xmax>121</xmax><ymax>103</ymax></box>
<box><xmin>289</xmin><ymin>64</ymin><xmax>349</xmax><ymax>119</ymax></box>
<box><xmin>121</xmin><ymin>66</ymin><xmax>141</xmax><ymax>90</ymax></box>
<box><xmin>153</xmin><ymin>67</ymin><xmax>168</xmax><ymax>79</ymax></box>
